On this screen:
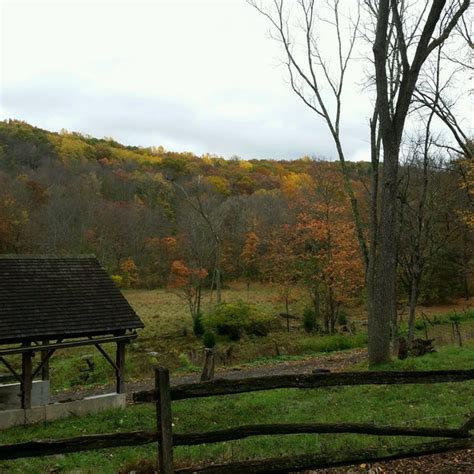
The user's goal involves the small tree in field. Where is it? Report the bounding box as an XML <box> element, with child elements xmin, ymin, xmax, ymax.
<box><xmin>120</xmin><ymin>257</ymin><xmax>139</xmax><ymax>288</ymax></box>
<box><xmin>241</xmin><ymin>231</ymin><xmax>261</xmax><ymax>296</ymax></box>
<box><xmin>262</xmin><ymin>225</ymin><xmax>300</xmax><ymax>332</ymax></box>
<box><xmin>169</xmin><ymin>260</ymin><xmax>208</xmax><ymax>326</ymax></box>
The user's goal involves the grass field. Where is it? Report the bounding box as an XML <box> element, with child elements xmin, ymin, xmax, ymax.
<box><xmin>2</xmin><ymin>283</ymin><xmax>472</xmax><ymax>393</ymax></box>
<box><xmin>0</xmin><ymin>343</ymin><xmax>472</xmax><ymax>473</ymax></box>
<box><xmin>0</xmin><ymin>284</ymin><xmax>472</xmax><ymax>473</ymax></box>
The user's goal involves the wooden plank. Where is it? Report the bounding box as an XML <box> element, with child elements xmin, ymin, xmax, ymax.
<box><xmin>0</xmin><ymin>356</ymin><xmax>22</xmax><ymax>382</ymax></box>
<box><xmin>174</xmin><ymin>437</ymin><xmax>474</xmax><ymax>473</ymax></box>
<box><xmin>133</xmin><ymin>369</ymin><xmax>474</xmax><ymax>403</ymax></box>
<box><xmin>41</xmin><ymin>340</ymin><xmax>51</xmax><ymax>381</ymax></box>
<box><xmin>94</xmin><ymin>343</ymin><xmax>117</xmax><ymax>371</ymax></box>
<box><xmin>115</xmin><ymin>341</ymin><xmax>126</xmax><ymax>394</ymax></box>
<box><xmin>21</xmin><ymin>349</ymin><xmax>33</xmax><ymax>409</ymax></box>
<box><xmin>0</xmin><ymin>431</ymin><xmax>474</xmax><ymax>462</ymax></box>
<box><xmin>156</xmin><ymin>367</ymin><xmax>174</xmax><ymax>474</ymax></box>
<box><xmin>172</xmin><ymin>421</ymin><xmax>471</xmax><ymax>446</ymax></box>
<box><xmin>32</xmin><ymin>349</ymin><xmax>55</xmax><ymax>379</ymax></box>
<box><xmin>0</xmin><ymin>333</ymin><xmax>137</xmax><ymax>356</ymax></box>
<box><xmin>0</xmin><ymin>431</ymin><xmax>157</xmax><ymax>460</ymax></box>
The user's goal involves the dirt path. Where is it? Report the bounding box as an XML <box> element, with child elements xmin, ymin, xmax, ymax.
<box><xmin>53</xmin><ymin>348</ymin><xmax>367</xmax><ymax>402</ymax></box>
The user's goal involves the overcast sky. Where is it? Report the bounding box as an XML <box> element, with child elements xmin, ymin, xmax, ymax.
<box><xmin>0</xmin><ymin>0</ymin><xmax>394</xmax><ymax>160</ymax></box>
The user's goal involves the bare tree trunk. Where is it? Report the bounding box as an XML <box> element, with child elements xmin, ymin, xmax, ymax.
<box><xmin>407</xmin><ymin>275</ymin><xmax>419</xmax><ymax>347</ymax></box>
<box><xmin>311</xmin><ymin>284</ymin><xmax>321</xmax><ymax>320</ymax></box>
<box><xmin>250</xmin><ymin>0</ymin><xmax>471</xmax><ymax>367</ymax></box>
<box><xmin>215</xmin><ymin>236</ymin><xmax>222</xmax><ymax>304</ymax></box>
<box><xmin>369</xmin><ymin>141</ymin><xmax>399</xmax><ymax>365</ymax></box>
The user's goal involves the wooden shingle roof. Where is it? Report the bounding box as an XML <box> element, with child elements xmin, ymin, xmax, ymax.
<box><xmin>0</xmin><ymin>255</ymin><xmax>144</xmax><ymax>344</ymax></box>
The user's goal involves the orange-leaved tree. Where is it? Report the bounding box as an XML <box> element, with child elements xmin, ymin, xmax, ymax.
<box><xmin>241</xmin><ymin>231</ymin><xmax>261</xmax><ymax>295</ymax></box>
<box><xmin>295</xmin><ymin>165</ymin><xmax>364</xmax><ymax>333</ymax></box>
<box><xmin>296</xmin><ymin>206</ymin><xmax>363</xmax><ymax>333</ymax></box>
<box><xmin>262</xmin><ymin>225</ymin><xmax>300</xmax><ymax>332</ymax></box>
<box><xmin>168</xmin><ymin>260</ymin><xmax>208</xmax><ymax>323</ymax></box>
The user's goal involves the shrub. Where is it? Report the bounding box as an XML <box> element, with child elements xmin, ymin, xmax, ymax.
<box><xmin>204</xmin><ymin>300</ymin><xmax>272</xmax><ymax>340</ymax></box>
<box><xmin>111</xmin><ymin>274</ymin><xmax>123</xmax><ymax>287</ymax></box>
<box><xmin>302</xmin><ymin>334</ymin><xmax>367</xmax><ymax>353</ymax></box>
<box><xmin>414</xmin><ymin>319</ymin><xmax>425</xmax><ymax>330</ymax></box>
<box><xmin>337</xmin><ymin>310</ymin><xmax>348</xmax><ymax>326</ymax></box>
<box><xmin>178</xmin><ymin>353</ymin><xmax>199</xmax><ymax>372</ymax></box>
<box><xmin>303</xmin><ymin>307</ymin><xmax>317</xmax><ymax>333</ymax></box>
<box><xmin>193</xmin><ymin>312</ymin><xmax>205</xmax><ymax>336</ymax></box>
<box><xmin>202</xmin><ymin>331</ymin><xmax>216</xmax><ymax>348</ymax></box>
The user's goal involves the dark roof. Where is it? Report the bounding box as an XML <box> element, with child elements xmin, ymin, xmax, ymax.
<box><xmin>0</xmin><ymin>255</ymin><xmax>144</xmax><ymax>344</ymax></box>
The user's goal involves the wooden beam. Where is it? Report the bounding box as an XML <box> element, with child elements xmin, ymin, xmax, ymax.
<box><xmin>115</xmin><ymin>341</ymin><xmax>126</xmax><ymax>394</ymax></box>
<box><xmin>0</xmin><ymin>434</ymin><xmax>471</xmax><ymax>465</ymax></box>
<box><xmin>21</xmin><ymin>348</ymin><xmax>33</xmax><ymax>409</ymax></box>
<box><xmin>174</xmin><ymin>437</ymin><xmax>474</xmax><ymax>473</ymax></box>
<box><xmin>133</xmin><ymin>369</ymin><xmax>474</xmax><ymax>403</ymax></box>
<box><xmin>41</xmin><ymin>340</ymin><xmax>50</xmax><ymax>381</ymax></box>
<box><xmin>0</xmin><ymin>333</ymin><xmax>137</xmax><ymax>356</ymax></box>
<box><xmin>0</xmin><ymin>431</ymin><xmax>157</xmax><ymax>460</ymax></box>
<box><xmin>94</xmin><ymin>343</ymin><xmax>117</xmax><ymax>372</ymax></box>
<box><xmin>0</xmin><ymin>356</ymin><xmax>22</xmax><ymax>383</ymax></box>
<box><xmin>156</xmin><ymin>367</ymin><xmax>174</xmax><ymax>474</ymax></box>
<box><xmin>33</xmin><ymin>349</ymin><xmax>55</xmax><ymax>379</ymax></box>
<box><xmin>172</xmin><ymin>421</ymin><xmax>471</xmax><ymax>446</ymax></box>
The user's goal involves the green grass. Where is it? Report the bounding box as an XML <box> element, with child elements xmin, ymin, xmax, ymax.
<box><xmin>301</xmin><ymin>333</ymin><xmax>368</xmax><ymax>353</ymax></box>
<box><xmin>1</xmin><ymin>286</ymin><xmax>471</xmax><ymax>394</ymax></box>
<box><xmin>1</xmin><ymin>343</ymin><xmax>473</xmax><ymax>473</ymax></box>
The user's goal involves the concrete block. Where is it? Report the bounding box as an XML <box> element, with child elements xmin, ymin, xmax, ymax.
<box><xmin>0</xmin><ymin>408</ymin><xmax>24</xmax><ymax>430</ymax></box>
<box><xmin>1</xmin><ymin>392</ymin><xmax>126</xmax><ymax>430</ymax></box>
<box><xmin>24</xmin><ymin>405</ymin><xmax>46</xmax><ymax>425</ymax></box>
<box><xmin>0</xmin><ymin>380</ymin><xmax>50</xmax><ymax>410</ymax></box>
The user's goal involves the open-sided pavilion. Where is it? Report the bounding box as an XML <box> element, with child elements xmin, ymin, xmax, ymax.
<box><xmin>0</xmin><ymin>255</ymin><xmax>144</xmax><ymax>411</ymax></box>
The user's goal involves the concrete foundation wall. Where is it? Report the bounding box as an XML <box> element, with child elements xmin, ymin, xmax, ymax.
<box><xmin>0</xmin><ymin>380</ymin><xmax>50</xmax><ymax>410</ymax></box>
<box><xmin>0</xmin><ymin>393</ymin><xmax>126</xmax><ymax>430</ymax></box>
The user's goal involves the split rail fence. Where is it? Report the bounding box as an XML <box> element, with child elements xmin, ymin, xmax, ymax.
<box><xmin>0</xmin><ymin>368</ymin><xmax>473</xmax><ymax>473</ymax></box>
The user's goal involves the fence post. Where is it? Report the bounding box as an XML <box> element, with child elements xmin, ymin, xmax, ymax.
<box><xmin>200</xmin><ymin>348</ymin><xmax>215</xmax><ymax>382</ymax></box>
<box><xmin>155</xmin><ymin>367</ymin><xmax>174</xmax><ymax>473</ymax></box>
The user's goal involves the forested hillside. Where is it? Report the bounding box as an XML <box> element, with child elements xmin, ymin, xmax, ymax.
<box><xmin>0</xmin><ymin>119</ymin><xmax>471</xmax><ymax>313</ymax></box>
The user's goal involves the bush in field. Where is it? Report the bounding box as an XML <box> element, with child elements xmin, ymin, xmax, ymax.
<box><xmin>202</xmin><ymin>331</ymin><xmax>216</xmax><ymax>348</ymax></box>
<box><xmin>302</xmin><ymin>334</ymin><xmax>367</xmax><ymax>353</ymax></box>
<box><xmin>193</xmin><ymin>312</ymin><xmax>205</xmax><ymax>336</ymax></box>
<box><xmin>303</xmin><ymin>307</ymin><xmax>318</xmax><ymax>333</ymax></box>
<box><xmin>337</xmin><ymin>310</ymin><xmax>348</xmax><ymax>326</ymax></box>
<box><xmin>204</xmin><ymin>300</ymin><xmax>272</xmax><ymax>340</ymax></box>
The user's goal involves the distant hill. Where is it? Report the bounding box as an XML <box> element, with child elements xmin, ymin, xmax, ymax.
<box><xmin>0</xmin><ymin>119</ymin><xmax>467</xmax><ymax>305</ymax></box>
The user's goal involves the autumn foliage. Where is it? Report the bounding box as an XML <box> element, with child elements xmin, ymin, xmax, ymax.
<box><xmin>0</xmin><ymin>120</ymin><xmax>470</xmax><ymax>307</ymax></box>
<box><xmin>169</xmin><ymin>260</ymin><xmax>208</xmax><ymax>321</ymax></box>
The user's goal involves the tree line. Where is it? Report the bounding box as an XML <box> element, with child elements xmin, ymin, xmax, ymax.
<box><xmin>0</xmin><ymin>120</ymin><xmax>471</xmax><ymax>334</ymax></box>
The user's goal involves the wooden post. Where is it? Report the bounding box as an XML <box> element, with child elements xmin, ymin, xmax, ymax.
<box><xmin>116</xmin><ymin>341</ymin><xmax>126</xmax><ymax>393</ymax></box>
<box><xmin>454</xmin><ymin>321</ymin><xmax>463</xmax><ymax>347</ymax></box>
<box><xmin>200</xmin><ymin>348</ymin><xmax>215</xmax><ymax>382</ymax></box>
<box><xmin>21</xmin><ymin>347</ymin><xmax>33</xmax><ymax>409</ymax></box>
<box><xmin>41</xmin><ymin>340</ymin><xmax>50</xmax><ymax>381</ymax></box>
<box><xmin>155</xmin><ymin>367</ymin><xmax>174</xmax><ymax>474</ymax></box>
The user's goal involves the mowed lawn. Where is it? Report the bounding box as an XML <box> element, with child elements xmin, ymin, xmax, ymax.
<box><xmin>0</xmin><ymin>344</ymin><xmax>472</xmax><ymax>473</ymax></box>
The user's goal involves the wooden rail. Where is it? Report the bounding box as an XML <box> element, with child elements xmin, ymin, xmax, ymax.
<box><xmin>1</xmin><ymin>367</ymin><xmax>473</xmax><ymax>472</ymax></box>
<box><xmin>174</xmin><ymin>438</ymin><xmax>474</xmax><ymax>473</ymax></box>
<box><xmin>133</xmin><ymin>369</ymin><xmax>474</xmax><ymax>403</ymax></box>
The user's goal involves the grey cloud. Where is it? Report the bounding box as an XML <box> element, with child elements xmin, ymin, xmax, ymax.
<box><xmin>1</xmin><ymin>79</ymin><xmax>368</xmax><ymax>161</ymax></box>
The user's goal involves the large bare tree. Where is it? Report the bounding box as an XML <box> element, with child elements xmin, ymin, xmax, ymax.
<box><xmin>249</xmin><ymin>0</ymin><xmax>470</xmax><ymax>365</ymax></box>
